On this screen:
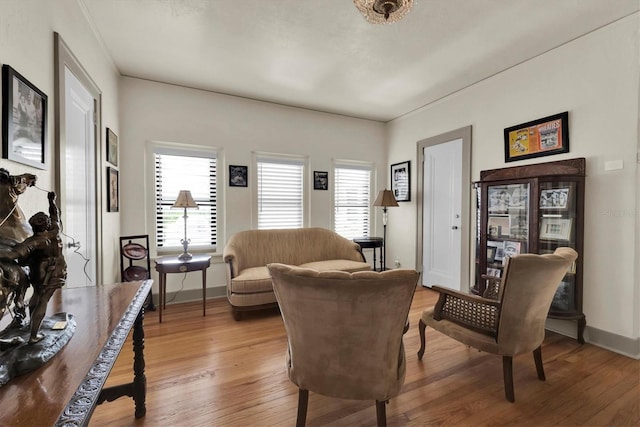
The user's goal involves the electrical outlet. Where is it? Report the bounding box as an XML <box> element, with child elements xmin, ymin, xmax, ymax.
<box><xmin>394</xmin><ymin>259</ymin><xmax>401</xmax><ymax>268</ymax></box>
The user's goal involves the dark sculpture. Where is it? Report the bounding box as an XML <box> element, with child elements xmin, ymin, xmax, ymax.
<box><xmin>0</xmin><ymin>168</ymin><xmax>67</xmax><ymax>344</ymax></box>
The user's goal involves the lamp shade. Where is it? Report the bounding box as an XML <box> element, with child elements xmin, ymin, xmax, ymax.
<box><xmin>172</xmin><ymin>190</ymin><xmax>198</xmax><ymax>208</ymax></box>
<box><xmin>373</xmin><ymin>189</ymin><xmax>399</xmax><ymax>207</ymax></box>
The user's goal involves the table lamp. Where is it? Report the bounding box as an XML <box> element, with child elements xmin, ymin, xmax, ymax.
<box><xmin>372</xmin><ymin>189</ymin><xmax>398</xmax><ymax>270</ymax></box>
<box><xmin>172</xmin><ymin>190</ymin><xmax>199</xmax><ymax>260</ymax></box>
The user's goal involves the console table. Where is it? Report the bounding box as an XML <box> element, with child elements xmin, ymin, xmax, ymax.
<box><xmin>0</xmin><ymin>279</ymin><xmax>152</xmax><ymax>427</ymax></box>
<box><xmin>155</xmin><ymin>254</ymin><xmax>212</xmax><ymax>323</ymax></box>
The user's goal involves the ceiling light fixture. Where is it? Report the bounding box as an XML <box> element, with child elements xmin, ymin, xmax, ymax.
<box><xmin>353</xmin><ymin>0</ymin><xmax>414</xmax><ymax>24</ymax></box>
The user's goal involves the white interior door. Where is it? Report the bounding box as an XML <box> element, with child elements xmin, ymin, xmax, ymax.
<box><xmin>422</xmin><ymin>138</ymin><xmax>463</xmax><ymax>290</ymax></box>
<box><xmin>63</xmin><ymin>67</ymin><xmax>96</xmax><ymax>288</ymax></box>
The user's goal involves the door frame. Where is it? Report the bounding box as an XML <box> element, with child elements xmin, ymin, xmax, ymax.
<box><xmin>415</xmin><ymin>126</ymin><xmax>472</xmax><ymax>289</ymax></box>
<box><xmin>54</xmin><ymin>32</ymin><xmax>103</xmax><ymax>285</ymax></box>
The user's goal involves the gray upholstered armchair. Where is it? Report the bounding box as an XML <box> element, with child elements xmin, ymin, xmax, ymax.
<box><xmin>417</xmin><ymin>247</ymin><xmax>578</xmax><ymax>402</ymax></box>
<box><xmin>267</xmin><ymin>263</ymin><xmax>419</xmax><ymax>427</ymax></box>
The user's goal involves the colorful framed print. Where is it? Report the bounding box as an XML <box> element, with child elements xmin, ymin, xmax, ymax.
<box><xmin>504</xmin><ymin>111</ymin><xmax>569</xmax><ymax>162</ymax></box>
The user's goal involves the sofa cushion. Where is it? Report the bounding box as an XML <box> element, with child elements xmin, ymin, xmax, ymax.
<box><xmin>299</xmin><ymin>260</ymin><xmax>371</xmax><ymax>273</ymax></box>
<box><xmin>230</xmin><ymin>266</ymin><xmax>272</xmax><ymax>294</ymax></box>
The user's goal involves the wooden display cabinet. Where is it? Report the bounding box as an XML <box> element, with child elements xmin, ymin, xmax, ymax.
<box><xmin>474</xmin><ymin>158</ymin><xmax>586</xmax><ymax>343</ymax></box>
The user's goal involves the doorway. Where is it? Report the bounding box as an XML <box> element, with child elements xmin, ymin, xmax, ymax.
<box><xmin>416</xmin><ymin>126</ymin><xmax>472</xmax><ymax>291</ymax></box>
<box><xmin>54</xmin><ymin>33</ymin><xmax>102</xmax><ymax>287</ymax></box>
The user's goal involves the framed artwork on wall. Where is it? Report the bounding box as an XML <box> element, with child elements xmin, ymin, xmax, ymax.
<box><xmin>390</xmin><ymin>161</ymin><xmax>410</xmax><ymax>202</ymax></box>
<box><xmin>107</xmin><ymin>128</ymin><xmax>118</xmax><ymax>166</ymax></box>
<box><xmin>313</xmin><ymin>171</ymin><xmax>328</xmax><ymax>190</ymax></box>
<box><xmin>107</xmin><ymin>167</ymin><xmax>119</xmax><ymax>212</ymax></box>
<box><xmin>1</xmin><ymin>64</ymin><xmax>48</xmax><ymax>169</ymax></box>
<box><xmin>504</xmin><ymin>111</ymin><xmax>569</xmax><ymax>163</ymax></box>
<box><xmin>229</xmin><ymin>165</ymin><xmax>248</xmax><ymax>187</ymax></box>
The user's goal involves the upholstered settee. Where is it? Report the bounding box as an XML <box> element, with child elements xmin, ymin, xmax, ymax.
<box><xmin>223</xmin><ymin>228</ymin><xmax>371</xmax><ymax>319</ymax></box>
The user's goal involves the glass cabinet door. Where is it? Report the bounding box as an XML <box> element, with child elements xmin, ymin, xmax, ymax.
<box><xmin>485</xmin><ymin>182</ymin><xmax>530</xmax><ymax>278</ymax></box>
<box><xmin>538</xmin><ymin>181</ymin><xmax>578</xmax><ymax>314</ymax></box>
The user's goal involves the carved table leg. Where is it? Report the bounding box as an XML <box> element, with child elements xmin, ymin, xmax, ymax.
<box><xmin>133</xmin><ymin>307</ymin><xmax>147</xmax><ymax>418</ymax></box>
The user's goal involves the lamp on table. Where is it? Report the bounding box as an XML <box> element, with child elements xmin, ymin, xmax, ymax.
<box><xmin>172</xmin><ymin>190</ymin><xmax>199</xmax><ymax>260</ymax></box>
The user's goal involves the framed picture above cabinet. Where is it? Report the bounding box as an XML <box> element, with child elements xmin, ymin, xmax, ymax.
<box><xmin>474</xmin><ymin>157</ymin><xmax>586</xmax><ymax>343</ymax></box>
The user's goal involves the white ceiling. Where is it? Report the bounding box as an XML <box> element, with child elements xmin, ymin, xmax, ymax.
<box><xmin>80</xmin><ymin>0</ymin><xmax>638</xmax><ymax>122</ymax></box>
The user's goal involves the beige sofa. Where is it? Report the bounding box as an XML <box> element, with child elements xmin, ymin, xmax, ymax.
<box><xmin>223</xmin><ymin>228</ymin><xmax>371</xmax><ymax>319</ymax></box>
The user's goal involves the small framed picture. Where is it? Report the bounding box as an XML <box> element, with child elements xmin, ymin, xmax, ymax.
<box><xmin>540</xmin><ymin>217</ymin><xmax>573</xmax><ymax>241</ymax></box>
<box><xmin>229</xmin><ymin>165</ymin><xmax>248</xmax><ymax>187</ymax></box>
<box><xmin>2</xmin><ymin>64</ymin><xmax>48</xmax><ymax>169</ymax></box>
<box><xmin>107</xmin><ymin>167</ymin><xmax>119</xmax><ymax>212</ymax></box>
<box><xmin>313</xmin><ymin>171</ymin><xmax>328</xmax><ymax>190</ymax></box>
<box><xmin>540</xmin><ymin>188</ymin><xmax>570</xmax><ymax>210</ymax></box>
<box><xmin>106</xmin><ymin>128</ymin><xmax>118</xmax><ymax>166</ymax></box>
<box><xmin>390</xmin><ymin>161</ymin><xmax>410</xmax><ymax>202</ymax></box>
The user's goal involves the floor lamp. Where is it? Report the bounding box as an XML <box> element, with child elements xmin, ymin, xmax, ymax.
<box><xmin>172</xmin><ymin>190</ymin><xmax>199</xmax><ymax>260</ymax></box>
<box><xmin>373</xmin><ymin>189</ymin><xmax>398</xmax><ymax>271</ymax></box>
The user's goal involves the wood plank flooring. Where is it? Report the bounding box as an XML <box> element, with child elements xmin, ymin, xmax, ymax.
<box><xmin>90</xmin><ymin>286</ymin><xmax>639</xmax><ymax>426</ymax></box>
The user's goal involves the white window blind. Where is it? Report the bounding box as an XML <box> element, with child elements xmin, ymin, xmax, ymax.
<box><xmin>334</xmin><ymin>166</ymin><xmax>371</xmax><ymax>239</ymax></box>
<box><xmin>257</xmin><ymin>158</ymin><xmax>304</xmax><ymax>229</ymax></box>
<box><xmin>155</xmin><ymin>152</ymin><xmax>217</xmax><ymax>249</ymax></box>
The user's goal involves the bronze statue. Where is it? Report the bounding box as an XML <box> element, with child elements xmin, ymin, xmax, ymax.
<box><xmin>0</xmin><ymin>192</ymin><xmax>67</xmax><ymax>343</ymax></box>
<box><xmin>0</xmin><ymin>168</ymin><xmax>37</xmax><ymax>250</ymax></box>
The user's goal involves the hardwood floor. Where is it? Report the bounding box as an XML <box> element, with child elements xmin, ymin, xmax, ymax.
<box><xmin>90</xmin><ymin>286</ymin><xmax>639</xmax><ymax>426</ymax></box>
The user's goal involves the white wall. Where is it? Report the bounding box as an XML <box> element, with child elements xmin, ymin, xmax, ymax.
<box><xmin>0</xmin><ymin>0</ymin><xmax>121</xmax><ymax>283</ymax></box>
<box><xmin>386</xmin><ymin>14</ymin><xmax>639</xmax><ymax>342</ymax></box>
<box><xmin>118</xmin><ymin>77</ymin><xmax>386</xmax><ymax>298</ymax></box>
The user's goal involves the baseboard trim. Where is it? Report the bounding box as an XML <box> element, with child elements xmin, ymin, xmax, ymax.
<box><xmin>546</xmin><ymin>319</ymin><xmax>640</xmax><ymax>359</ymax></box>
<box><xmin>155</xmin><ymin>285</ymin><xmax>227</xmax><ymax>306</ymax></box>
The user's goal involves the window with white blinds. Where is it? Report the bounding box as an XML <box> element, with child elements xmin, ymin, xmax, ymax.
<box><xmin>154</xmin><ymin>151</ymin><xmax>217</xmax><ymax>250</ymax></box>
<box><xmin>257</xmin><ymin>157</ymin><xmax>304</xmax><ymax>229</ymax></box>
<box><xmin>334</xmin><ymin>165</ymin><xmax>371</xmax><ymax>239</ymax></box>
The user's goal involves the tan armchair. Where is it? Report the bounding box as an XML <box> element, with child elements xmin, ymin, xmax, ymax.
<box><xmin>267</xmin><ymin>263</ymin><xmax>419</xmax><ymax>427</ymax></box>
<box><xmin>417</xmin><ymin>247</ymin><xmax>578</xmax><ymax>402</ymax></box>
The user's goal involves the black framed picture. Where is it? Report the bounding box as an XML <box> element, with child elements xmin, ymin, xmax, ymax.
<box><xmin>504</xmin><ymin>111</ymin><xmax>569</xmax><ymax>163</ymax></box>
<box><xmin>391</xmin><ymin>161</ymin><xmax>410</xmax><ymax>202</ymax></box>
<box><xmin>229</xmin><ymin>165</ymin><xmax>248</xmax><ymax>187</ymax></box>
<box><xmin>1</xmin><ymin>64</ymin><xmax>48</xmax><ymax>169</ymax></box>
<box><xmin>107</xmin><ymin>167</ymin><xmax>119</xmax><ymax>212</ymax></box>
<box><xmin>107</xmin><ymin>128</ymin><xmax>118</xmax><ymax>166</ymax></box>
<box><xmin>313</xmin><ymin>171</ymin><xmax>328</xmax><ymax>190</ymax></box>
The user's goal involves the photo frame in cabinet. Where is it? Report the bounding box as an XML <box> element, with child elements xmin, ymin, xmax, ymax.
<box><xmin>488</xmin><ymin>215</ymin><xmax>511</xmax><ymax>237</ymax></box>
<box><xmin>540</xmin><ymin>187</ymin><xmax>570</xmax><ymax>210</ymax></box>
<box><xmin>487</xmin><ymin>246</ymin><xmax>497</xmax><ymax>262</ymax></box>
<box><xmin>551</xmin><ymin>280</ymin><xmax>574</xmax><ymax>311</ymax></box>
<box><xmin>487</xmin><ymin>267</ymin><xmax>501</xmax><ymax>278</ymax></box>
<box><xmin>504</xmin><ymin>111</ymin><xmax>569</xmax><ymax>163</ymax></box>
<box><xmin>488</xmin><ymin>241</ymin><xmax>504</xmax><ymax>262</ymax></box>
<box><xmin>540</xmin><ymin>217</ymin><xmax>572</xmax><ymax>241</ymax></box>
<box><xmin>390</xmin><ymin>161</ymin><xmax>410</xmax><ymax>202</ymax></box>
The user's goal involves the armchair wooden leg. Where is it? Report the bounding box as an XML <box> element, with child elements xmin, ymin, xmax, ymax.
<box><xmin>417</xmin><ymin>319</ymin><xmax>427</xmax><ymax>360</ymax></box>
<box><xmin>533</xmin><ymin>345</ymin><xmax>545</xmax><ymax>381</ymax></box>
<box><xmin>502</xmin><ymin>356</ymin><xmax>515</xmax><ymax>403</ymax></box>
<box><xmin>296</xmin><ymin>389</ymin><xmax>308</xmax><ymax>427</ymax></box>
<box><xmin>375</xmin><ymin>400</ymin><xmax>387</xmax><ymax>427</ymax></box>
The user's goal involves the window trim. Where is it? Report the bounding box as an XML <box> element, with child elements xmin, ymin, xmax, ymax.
<box><xmin>251</xmin><ymin>151</ymin><xmax>309</xmax><ymax>229</ymax></box>
<box><xmin>146</xmin><ymin>141</ymin><xmax>223</xmax><ymax>255</ymax></box>
<box><xmin>332</xmin><ymin>159</ymin><xmax>375</xmax><ymax>240</ymax></box>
